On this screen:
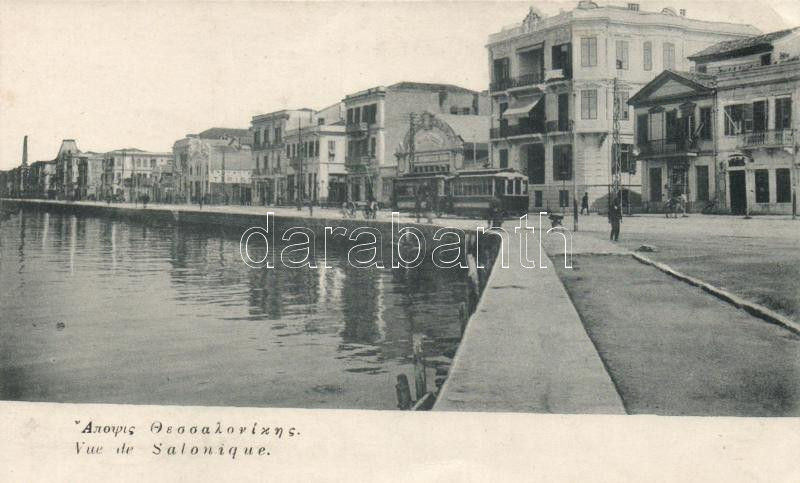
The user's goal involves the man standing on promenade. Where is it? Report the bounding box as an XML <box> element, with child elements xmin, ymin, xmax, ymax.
<box><xmin>608</xmin><ymin>201</ymin><xmax>622</xmax><ymax>241</ymax></box>
<box><xmin>414</xmin><ymin>187</ymin><xmax>423</xmax><ymax>223</ymax></box>
<box><xmin>581</xmin><ymin>192</ymin><xmax>589</xmax><ymax>215</ymax></box>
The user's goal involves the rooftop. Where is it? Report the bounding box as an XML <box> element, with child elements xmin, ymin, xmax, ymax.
<box><xmin>197</xmin><ymin>127</ymin><xmax>252</xmax><ymax>140</ymax></box>
<box><xmin>488</xmin><ymin>3</ymin><xmax>760</xmax><ymax>45</ymax></box>
<box><xmin>627</xmin><ymin>69</ymin><xmax>716</xmax><ymax>106</ymax></box>
<box><xmin>106</xmin><ymin>148</ymin><xmax>172</xmax><ymax>156</ymax></box>
<box><xmin>345</xmin><ymin>82</ymin><xmax>479</xmax><ymax>100</ymax></box>
<box><xmin>388</xmin><ymin>82</ymin><xmax>478</xmax><ymax>95</ymax></box>
<box><xmin>252</xmin><ymin>109</ymin><xmax>314</xmax><ymax>122</ymax></box>
<box><xmin>664</xmin><ymin>69</ymin><xmax>717</xmax><ymax>88</ymax></box>
<box><xmin>688</xmin><ymin>27</ymin><xmax>800</xmax><ymax>61</ymax></box>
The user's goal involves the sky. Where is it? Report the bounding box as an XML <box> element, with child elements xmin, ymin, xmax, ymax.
<box><xmin>0</xmin><ymin>0</ymin><xmax>796</xmax><ymax>170</ymax></box>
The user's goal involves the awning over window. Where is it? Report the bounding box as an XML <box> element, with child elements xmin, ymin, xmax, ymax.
<box><xmin>502</xmin><ymin>95</ymin><xmax>543</xmax><ymax>118</ymax></box>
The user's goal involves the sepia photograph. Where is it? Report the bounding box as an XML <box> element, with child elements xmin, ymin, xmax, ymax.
<box><xmin>0</xmin><ymin>0</ymin><xmax>799</xmax><ymax>479</ymax></box>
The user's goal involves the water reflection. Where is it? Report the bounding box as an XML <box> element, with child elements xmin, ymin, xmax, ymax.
<box><xmin>0</xmin><ymin>207</ymin><xmax>467</xmax><ymax>409</ymax></box>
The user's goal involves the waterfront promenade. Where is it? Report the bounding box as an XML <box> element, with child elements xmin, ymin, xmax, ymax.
<box><xmin>2</xmin><ymin>198</ymin><xmax>626</xmax><ymax>414</ymax></box>
<box><xmin>433</xmin><ymin>231</ymin><xmax>626</xmax><ymax>413</ymax></box>
<box><xmin>5</xmin><ymin>199</ymin><xmax>796</xmax><ymax>415</ymax></box>
<box><xmin>543</xmin><ymin>213</ymin><xmax>800</xmax><ymax>416</ymax></box>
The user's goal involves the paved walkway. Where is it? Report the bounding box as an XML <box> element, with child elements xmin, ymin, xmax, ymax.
<box><xmin>434</xmin><ymin>230</ymin><xmax>625</xmax><ymax>414</ymax></box>
<box><xmin>4</xmin><ymin>199</ymin><xmax>483</xmax><ymax>231</ymax></box>
<box><xmin>549</xmin><ymin>213</ymin><xmax>800</xmax><ymax>322</ymax></box>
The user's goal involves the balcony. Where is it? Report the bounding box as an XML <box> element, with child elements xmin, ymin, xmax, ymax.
<box><xmin>346</xmin><ymin>122</ymin><xmax>369</xmax><ymax>134</ymax></box>
<box><xmin>639</xmin><ymin>138</ymin><xmax>697</xmax><ymax>157</ymax></box>
<box><xmin>545</xmin><ymin>68</ymin><xmax>568</xmax><ymax>81</ymax></box>
<box><xmin>491</xmin><ymin>73</ymin><xmax>544</xmax><ymax>93</ymax></box>
<box><xmin>507</xmin><ymin>73</ymin><xmax>545</xmax><ymax>92</ymax></box>
<box><xmin>737</xmin><ymin>129</ymin><xmax>794</xmax><ymax>149</ymax></box>
<box><xmin>491</xmin><ymin>78</ymin><xmax>513</xmax><ymax>92</ymax></box>
<box><xmin>490</xmin><ymin>121</ymin><xmax>546</xmax><ymax>139</ymax></box>
<box><xmin>545</xmin><ymin>119</ymin><xmax>573</xmax><ymax>133</ymax></box>
<box><xmin>345</xmin><ymin>155</ymin><xmax>375</xmax><ymax>168</ymax></box>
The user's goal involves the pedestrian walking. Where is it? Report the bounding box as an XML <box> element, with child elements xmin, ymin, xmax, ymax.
<box><xmin>608</xmin><ymin>202</ymin><xmax>622</xmax><ymax>241</ymax></box>
<box><xmin>370</xmin><ymin>199</ymin><xmax>378</xmax><ymax>220</ymax></box>
<box><xmin>414</xmin><ymin>187</ymin><xmax>423</xmax><ymax>223</ymax></box>
<box><xmin>679</xmin><ymin>192</ymin><xmax>688</xmax><ymax>217</ymax></box>
<box><xmin>581</xmin><ymin>192</ymin><xmax>589</xmax><ymax>215</ymax></box>
<box><xmin>488</xmin><ymin>196</ymin><xmax>503</xmax><ymax>228</ymax></box>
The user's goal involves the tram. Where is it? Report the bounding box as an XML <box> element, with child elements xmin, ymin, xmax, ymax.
<box><xmin>393</xmin><ymin>168</ymin><xmax>529</xmax><ymax>218</ymax></box>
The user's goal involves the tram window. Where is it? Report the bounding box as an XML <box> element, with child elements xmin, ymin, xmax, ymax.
<box><xmin>522</xmin><ymin>180</ymin><xmax>529</xmax><ymax>195</ymax></box>
<box><xmin>506</xmin><ymin>180</ymin><xmax>513</xmax><ymax>195</ymax></box>
<box><xmin>514</xmin><ymin>179</ymin><xmax>521</xmax><ymax>194</ymax></box>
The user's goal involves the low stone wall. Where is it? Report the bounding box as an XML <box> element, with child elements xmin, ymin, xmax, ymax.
<box><xmin>1</xmin><ymin>198</ymin><xmax>500</xmax><ymax>267</ymax></box>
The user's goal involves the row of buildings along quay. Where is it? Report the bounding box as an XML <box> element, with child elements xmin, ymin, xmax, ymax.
<box><xmin>2</xmin><ymin>2</ymin><xmax>798</xmax><ymax>215</ymax></box>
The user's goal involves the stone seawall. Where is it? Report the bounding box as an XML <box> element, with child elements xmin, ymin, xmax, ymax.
<box><xmin>1</xmin><ymin>199</ymin><xmax>496</xmax><ymax>258</ymax></box>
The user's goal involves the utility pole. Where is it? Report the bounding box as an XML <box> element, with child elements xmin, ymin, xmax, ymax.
<box><xmin>296</xmin><ymin>116</ymin><xmax>303</xmax><ymax>211</ymax></box>
<box><xmin>572</xmin><ymin>91</ymin><xmax>578</xmax><ymax>231</ymax></box>
<box><xmin>409</xmin><ymin>113</ymin><xmax>415</xmax><ymax>171</ymax></box>
<box><xmin>221</xmin><ymin>141</ymin><xmax>226</xmax><ymax>204</ymax></box>
<box><xmin>131</xmin><ymin>151</ymin><xmax>137</xmax><ymax>206</ymax></box>
<box><xmin>793</xmin><ymin>134</ymin><xmax>798</xmax><ymax>220</ymax></box>
<box><xmin>611</xmin><ymin>77</ymin><xmax>623</xmax><ymax>212</ymax></box>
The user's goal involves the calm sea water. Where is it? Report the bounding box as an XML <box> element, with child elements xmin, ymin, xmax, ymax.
<box><xmin>0</xmin><ymin>207</ymin><xmax>467</xmax><ymax>409</ymax></box>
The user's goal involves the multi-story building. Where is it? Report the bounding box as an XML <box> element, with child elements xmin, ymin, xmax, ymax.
<box><xmin>0</xmin><ymin>170</ymin><xmax>9</xmax><ymax>197</ymax></box>
<box><xmin>54</xmin><ymin>139</ymin><xmax>80</xmax><ymax>199</ymax></box>
<box><xmin>630</xmin><ymin>27</ymin><xmax>800</xmax><ymax>215</ymax></box>
<box><xmin>343</xmin><ymin>82</ymin><xmax>486</xmax><ymax>205</ymax></box>
<box><xmin>486</xmin><ymin>2</ymin><xmax>759</xmax><ymax>213</ymax></box>
<box><xmin>29</xmin><ymin>160</ymin><xmax>57</xmax><ymax>199</ymax></box>
<box><xmin>76</xmin><ymin>151</ymin><xmax>105</xmax><ymax>200</ymax></box>
<box><xmin>102</xmin><ymin>148</ymin><xmax>174</xmax><ymax>201</ymax></box>
<box><xmin>250</xmin><ymin>109</ymin><xmax>316</xmax><ymax>205</ymax></box>
<box><xmin>283</xmin><ymin>120</ymin><xmax>347</xmax><ymax>206</ymax></box>
<box><xmin>0</xmin><ymin>166</ymin><xmax>29</xmax><ymax>199</ymax></box>
<box><xmin>173</xmin><ymin>128</ymin><xmax>253</xmax><ymax>204</ymax></box>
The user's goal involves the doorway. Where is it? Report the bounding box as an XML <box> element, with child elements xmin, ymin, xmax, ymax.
<box><xmin>729</xmin><ymin>171</ymin><xmax>747</xmax><ymax>215</ymax></box>
<box><xmin>557</xmin><ymin>93</ymin><xmax>569</xmax><ymax>131</ymax></box>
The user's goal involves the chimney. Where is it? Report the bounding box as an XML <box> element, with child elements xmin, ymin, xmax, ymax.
<box><xmin>22</xmin><ymin>135</ymin><xmax>28</xmax><ymax>166</ymax></box>
<box><xmin>680</xmin><ymin>9</ymin><xmax>686</xmax><ymax>16</ymax></box>
<box><xmin>627</xmin><ymin>3</ymin><xmax>640</xmax><ymax>11</ymax></box>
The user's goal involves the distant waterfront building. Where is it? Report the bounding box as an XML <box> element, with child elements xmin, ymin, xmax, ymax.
<box><xmin>28</xmin><ymin>160</ymin><xmax>57</xmax><ymax>198</ymax></box>
<box><xmin>282</xmin><ymin>105</ymin><xmax>348</xmax><ymax>205</ymax></box>
<box><xmin>103</xmin><ymin>148</ymin><xmax>174</xmax><ymax>201</ymax></box>
<box><xmin>54</xmin><ymin>140</ymin><xmax>80</xmax><ymax>199</ymax></box>
<box><xmin>630</xmin><ymin>27</ymin><xmax>800</xmax><ymax>215</ymax></box>
<box><xmin>486</xmin><ymin>2</ymin><xmax>760</xmax><ymax>213</ymax></box>
<box><xmin>173</xmin><ymin>128</ymin><xmax>253</xmax><ymax>204</ymax></box>
<box><xmin>343</xmin><ymin>82</ymin><xmax>486</xmax><ymax>205</ymax></box>
<box><xmin>76</xmin><ymin>152</ymin><xmax>105</xmax><ymax>200</ymax></box>
<box><xmin>250</xmin><ymin>109</ymin><xmax>316</xmax><ymax>205</ymax></box>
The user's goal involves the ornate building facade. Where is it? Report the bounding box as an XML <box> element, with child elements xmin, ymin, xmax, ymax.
<box><xmin>487</xmin><ymin>2</ymin><xmax>759</xmax><ymax>213</ymax></box>
<box><xmin>631</xmin><ymin>27</ymin><xmax>800</xmax><ymax>215</ymax></box>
